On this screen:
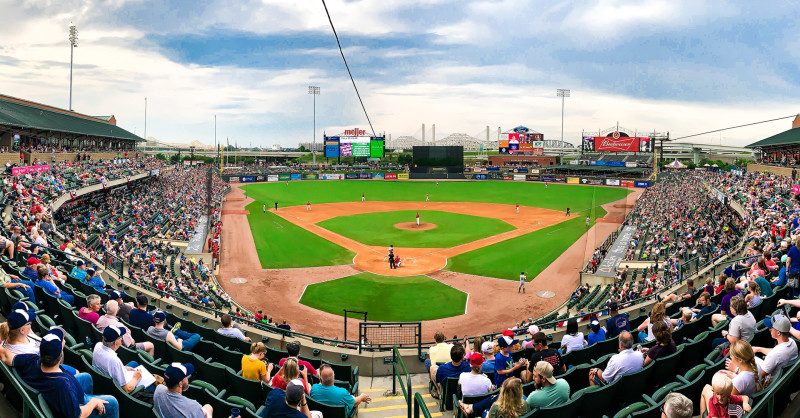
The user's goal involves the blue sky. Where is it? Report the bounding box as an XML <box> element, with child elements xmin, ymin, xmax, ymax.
<box><xmin>0</xmin><ymin>0</ymin><xmax>798</xmax><ymax>147</ymax></box>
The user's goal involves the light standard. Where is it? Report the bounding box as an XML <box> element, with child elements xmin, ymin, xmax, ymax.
<box><xmin>68</xmin><ymin>22</ymin><xmax>78</xmax><ymax>111</ymax></box>
<box><xmin>308</xmin><ymin>85</ymin><xmax>320</xmax><ymax>164</ymax></box>
<box><xmin>144</xmin><ymin>97</ymin><xmax>147</xmax><ymax>141</ymax></box>
<box><xmin>556</xmin><ymin>88</ymin><xmax>570</xmax><ymax>143</ymax></box>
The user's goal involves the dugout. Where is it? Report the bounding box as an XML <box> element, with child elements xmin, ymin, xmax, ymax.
<box><xmin>410</xmin><ymin>145</ymin><xmax>465</xmax><ymax>179</ymax></box>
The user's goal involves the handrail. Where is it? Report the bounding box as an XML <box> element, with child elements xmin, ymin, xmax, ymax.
<box><xmin>393</xmin><ymin>346</ymin><xmax>412</xmax><ymax>418</ymax></box>
<box><xmin>413</xmin><ymin>392</ymin><xmax>433</xmax><ymax>418</ymax></box>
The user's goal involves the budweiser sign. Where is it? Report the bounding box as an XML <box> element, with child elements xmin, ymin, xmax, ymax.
<box><xmin>593</xmin><ymin>136</ymin><xmax>648</xmax><ymax>152</ymax></box>
<box><xmin>343</xmin><ymin>128</ymin><xmax>367</xmax><ymax>136</ymax></box>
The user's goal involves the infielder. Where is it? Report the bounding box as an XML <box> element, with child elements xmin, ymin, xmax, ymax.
<box><xmin>515</xmin><ymin>203</ymin><xmax>520</xmax><ymax>214</ymax></box>
<box><xmin>306</xmin><ymin>201</ymin><xmax>311</xmax><ymax>211</ymax></box>
<box><xmin>262</xmin><ymin>204</ymin><xmax>266</xmax><ymax>213</ymax></box>
<box><xmin>416</xmin><ymin>212</ymin><xmax>420</xmax><ymax>226</ymax></box>
<box><xmin>361</xmin><ymin>193</ymin><xmax>365</xmax><ymax>202</ymax></box>
<box><xmin>518</xmin><ymin>272</ymin><xmax>527</xmax><ymax>293</ymax></box>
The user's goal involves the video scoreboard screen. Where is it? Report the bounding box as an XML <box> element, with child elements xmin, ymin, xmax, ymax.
<box><xmin>324</xmin><ymin>130</ymin><xmax>384</xmax><ymax>158</ymax></box>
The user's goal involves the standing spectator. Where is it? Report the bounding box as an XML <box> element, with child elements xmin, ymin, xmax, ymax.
<box><xmin>217</xmin><ymin>314</ymin><xmax>251</xmax><ymax>342</ymax></box>
<box><xmin>241</xmin><ymin>342</ymin><xmax>273</xmax><ymax>384</ymax></box>
<box><xmin>588</xmin><ymin>332</ymin><xmax>642</xmax><ymax>386</ymax></box>
<box><xmin>605</xmin><ymin>302</ymin><xmax>629</xmax><ymax>339</ymax></box>
<box><xmin>525</xmin><ymin>361</ymin><xmax>570</xmax><ymax>409</ymax></box>
<box><xmin>154</xmin><ymin>363</ymin><xmax>213</xmax><ymax>418</ymax></box>
<box><xmin>457</xmin><ymin>353</ymin><xmax>494</xmax><ymax>397</ymax></box>
<box><xmin>560</xmin><ymin>318</ymin><xmax>586</xmax><ymax>353</ymax></box>
<box><xmin>310</xmin><ymin>365</ymin><xmax>371</xmax><ymax>416</ymax></box>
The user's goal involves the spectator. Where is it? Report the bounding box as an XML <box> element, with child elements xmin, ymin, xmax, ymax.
<box><xmin>0</xmin><ymin>328</ymin><xmax>119</xmax><ymax>418</ymax></box>
<box><xmin>605</xmin><ymin>302</ymin><xmax>629</xmax><ymax>339</ymax></box>
<box><xmin>154</xmin><ymin>362</ymin><xmax>213</xmax><ymax>418</ymax></box>
<box><xmin>702</xmin><ymin>373</ymin><xmax>750</xmax><ymax>417</ymax></box>
<box><xmin>712</xmin><ymin>278</ymin><xmax>740</xmax><ymax>326</ymax></box>
<box><xmin>39</xmin><ymin>253</ymin><xmax>66</xmax><ymax>281</ymax></box>
<box><xmin>479</xmin><ymin>341</ymin><xmax>496</xmax><ymax>374</ymax></box>
<box><xmin>92</xmin><ymin>325</ymin><xmax>154</xmax><ymax>394</ymax></box>
<box><xmin>587</xmin><ymin>320</ymin><xmax>606</xmax><ymax>346</ymax></box>
<box><xmin>560</xmin><ymin>318</ymin><xmax>586</xmax><ymax>353</ymax></box>
<box><xmin>719</xmin><ymin>340</ymin><xmax>760</xmax><ymax>396</ymax></box>
<box><xmin>642</xmin><ymin>320</ymin><xmax>676</xmax><ymax>367</ymax></box>
<box><xmin>753</xmin><ymin>315</ymin><xmax>799</xmax><ymax>385</ymax></box>
<box><xmin>493</xmin><ymin>335</ymin><xmax>527</xmax><ymax>387</ymax></box>
<box><xmin>588</xmin><ymin>331</ymin><xmax>642</xmax><ymax>386</ymax></box>
<box><xmin>525</xmin><ymin>361</ymin><xmax>570</xmax><ymax>409</ymax></box>
<box><xmin>457</xmin><ymin>353</ymin><xmax>494</xmax><ymax>397</ymax></box>
<box><xmin>146</xmin><ymin>311</ymin><xmax>201</xmax><ymax>352</ymax></box>
<box><xmin>128</xmin><ymin>294</ymin><xmax>154</xmax><ymax>330</ymax></box>
<box><xmin>636</xmin><ymin>302</ymin><xmax>670</xmax><ymax>343</ymax></box>
<box><xmin>713</xmin><ymin>296</ymin><xmax>756</xmax><ymax>349</ymax></box>
<box><xmin>785</xmin><ymin>236</ymin><xmax>800</xmax><ymax>297</ymax></box>
<box><xmin>662</xmin><ymin>392</ymin><xmax>693</xmax><ymax>418</ymax></box>
<box><xmin>433</xmin><ymin>344</ymin><xmax>470</xmax><ymax>397</ymax></box>
<box><xmin>691</xmin><ymin>292</ymin><xmax>717</xmax><ymax>318</ymax></box>
<box><xmin>0</xmin><ymin>264</ymin><xmax>35</xmax><ymax>302</ymax></box>
<box><xmin>35</xmin><ymin>264</ymin><xmax>74</xmax><ymax>305</ymax></box>
<box><xmin>108</xmin><ymin>290</ymin><xmax>133</xmax><ymax>322</ymax></box>
<box><xmin>262</xmin><ymin>378</ymin><xmax>314</xmax><ymax>418</ymax></box>
<box><xmin>487</xmin><ymin>378</ymin><xmax>529</xmax><ymax>418</ymax></box>
<box><xmin>241</xmin><ymin>342</ymin><xmax>273</xmax><ymax>384</ymax></box>
<box><xmin>217</xmin><ymin>314</ymin><xmax>251</xmax><ymax>342</ymax></box>
<box><xmin>744</xmin><ymin>281</ymin><xmax>762</xmax><ymax>308</ymax></box>
<box><xmin>426</xmin><ymin>331</ymin><xmax>454</xmax><ymax>372</ymax></box>
<box><xmin>0</xmin><ymin>305</ymin><xmax>40</xmax><ymax>354</ymax></box>
<box><xmin>70</xmin><ymin>259</ymin><xmax>88</xmax><ymax>281</ymax></box>
<box><xmin>78</xmin><ymin>294</ymin><xmax>102</xmax><ymax>324</ymax></box>
<box><xmin>95</xmin><ymin>299</ymin><xmax>154</xmax><ymax>356</ymax></box>
<box><xmin>520</xmin><ymin>325</ymin><xmax>540</xmax><ymax>349</ymax></box>
<box><xmin>673</xmin><ymin>308</ymin><xmax>694</xmax><ymax>329</ymax></box>
<box><xmin>310</xmin><ymin>364</ymin><xmax>371</xmax><ymax>416</ymax></box>
<box><xmin>523</xmin><ymin>332</ymin><xmax>565</xmax><ymax>382</ymax></box>
<box><xmin>85</xmin><ymin>268</ymin><xmax>107</xmax><ymax>294</ymax></box>
<box><xmin>278</xmin><ymin>341</ymin><xmax>318</xmax><ymax>377</ymax></box>
<box><xmin>271</xmin><ymin>357</ymin><xmax>310</xmax><ymax>394</ymax></box>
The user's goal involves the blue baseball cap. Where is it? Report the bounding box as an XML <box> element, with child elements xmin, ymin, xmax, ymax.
<box><xmin>40</xmin><ymin>331</ymin><xmax>63</xmax><ymax>359</ymax></box>
<box><xmin>102</xmin><ymin>325</ymin><xmax>127</xmax><ymax>342</ymax></box>
<box><xmin>164</xmin><ymin>362</ymin><xmax>195</xmax><ymax>386</ymax></box>
<box><xmin>153</xmin><ymin>311</ymin><xmax>167</xmax><ymax>323</ymax></box>
<box><xmin>7</xmin><ymin>309</ymin><xmax>35</xmax><ymax>330</ymax></box>
<box><xmin>110</xmin><ymin>290</ymin><xmax>124</xmax><ymax>300</ymax></box>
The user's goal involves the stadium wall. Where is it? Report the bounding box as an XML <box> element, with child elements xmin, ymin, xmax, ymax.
<box><xmin>746</xmin><ymin>163</ymin><xmax>794</xmax><ymax>177</ymax></box>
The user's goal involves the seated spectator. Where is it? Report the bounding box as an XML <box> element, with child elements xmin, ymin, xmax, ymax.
<box><xmin>713</xmin><ymin>296</ymin><xmax>756</xmax><ymax>349</ymax></box>
<box><xmin>480</xmin><ymin>341</ymin><xmax>496</xmax><ymax>374</ymax></box>
<box><xmin>95</xmin><ymin>300</ymin><xmax>154</xmax><ymax>356</ymax></box>
<box><xmin>432</xmin><ymin>344</ymin><xmax>470</xmax><ymax>397</ymax></box>
<box><xmin>35</xmin><ymin>264</ymin><xmax>74</xmax><ymax>305</ymax></box>
<box><xmin>487</xmin><ymin>378</ymin><xmax>529</xmax><ymax>418</ymax></box>
<box><xmin>146</xmin><ymin>311</ymin><xmax>201</xmax><ymax>352</ymax></box>
<box><xmin>271</xmin><ymin>357</ymin><xmax>310</xmax><ymax>394</ymax></box>
<box><xmin>310</xmin><ymin>364</ymin><xmax>371</xmax><ymax>416</ymax></box>
<box><xmin>753</xmin><ymin>315</ymin><xmax>799</xmax><ymax>385</ymax></box>
<box><xmin>588</xmin><ymin>331</ymin><xmax>642</xmax><ymax>386</ymax></box>
<box><xmin>108</xmin><ymin>290</ymin><xmax>133</xmax><ymax>322</ymax></box>
<box><xmin>525</xmin><ymin>361</ymin><xmax>570</xmax><ymax>409</ymax></box>
<box><xmin>673</xmin><ymin>308</ymin><xmax>694</xmax><ymax>329</ymax></box>
<box><xmin>712</xmin><ymin>278</ymin><xmax>740</xmax><ymax>326</ymax></box>
<box><xmin>241</xmin><ymin>342</ymin><xmax>273</xmax><ymax>384</ymax></box>
<box><xmin>520</xmin><ymin>325</ymin><xmax>540</xmax><ymax>349</ymax></box>
<box><xmin>128</xmin><ymin>294</ymin><xmax>154</xmax><ymax>330</ymax></box>
<box><xmin>771</xmin><ymin>256</ymin><xmax>788</xmax><ymax>287</ymax></box>
<box><xmin>85</xmin><ymin>268</ymin><xmax>107</xmax><ymax>294</ymax></box>
<box><xmin>154</xmin><ymin>362</ymin><xmax>213</xmax><ymax>418</ymax></box>
<box><xmin>92</xmin><ymin>325</ymin><xmax>155</xmax><ymax>394</ymax></box>
<box><xmin>262</xmin><ymin>378</ymin><xmax>313</xmax><ymax>418</ymax></box>
<box><xmin>217</xmin><ymin>314</ymin><xmax>251</xmax><ymax>342</ymax></box>
<box><xmin>718</xmin><ymin>340</ymin><xmax>760</xmax><ymax>396</ymax></box>
<box><xmin>662</xmin><ymin>392</ymin><xmax>693</xmax><ymax>418</ymax></box>
<box><xmin>425</xmin><ymin>331</ymin><xmax>453</xmax><ymax>372</ymax></box>
<box><xmin>636</xmin><ymin>302</ymin><xmax>671</xmax><ymax>343</ymax></box>
<box><xmin>522</xmin><ymin>332</ymin><xmax>565</xmax><ymax>382</ymax></box>
<box><xmin>70</xmin><ymin>259</ymin><xmax>88</xmax><ymax>281</ymax></box>
<box><xmin>0</xmin><ymin>328</ymin><xmax>119</xmax><ymax>418</ymax></box>
<box><xmin>560</xmin><ymin>318</ymin><xmax>586</xmax><ymax>353</ymax></box>
<box><xmin>587</xmin><ymin>320</ymin><xmax>606</xmax><ymax>346</ymax></box>
<box><xmin>691</xmin><ymin>292</ymin><xmax>718</xmax><ymax>318</ymax></box>
<box><xmin>661</xmin><ymin>278</ymin><xmax>697</xmax><ymax>305</ymax></box>
<box><xmin>493</xmin><ymin>335</ymin><xmax>527</xmax><ymax>387</ymax></box>
<box><xmin>278</xmin><ymin>341</ymin><xmax>318</xmax><ymax>377</ymax></box>
<box><xmin>0</xmin><ymin>234</ymin><xmax>14</xmax><ymax>259</ymax></box>
<box><xmin>642</xmin><ymin>320</ymin><xmax>676</xmax><ymax>367</ymax></box>
<box><xmin>78</xmin><ymin>294</ymin><xmax>102</xmax><ymax>324</ymax></box>
<box><xmin>39</xmin><ymin>253</ymin><xmax>66</xmax><ymax>281</ymax></box>
<box><xmin>744</xmin><ymin>281</ymin><xmax>762</xmax><ymax>308</ymax></box>
<box><xmin>458</xmin><ymin>353</ymin><xmax>494</xmax><ymax>397</ymax></box>
<box><xmin>605</xmin><ymin>301</ymin><xmax>630</xmax><ymax>339</ymax></box>
<box><xmin>0</xmin><ymin>304</ymin><xmax>41</xmax><ymax>354</ymax></box>
<box><xmin>0</xmin><ymin>265</ymin><xmax>35</xmax><ymax>302</ymax></box>
<box><xmin>702</xmin><ymin>373</ymin><xmax>750</xmax><ymax>417</ymax></box>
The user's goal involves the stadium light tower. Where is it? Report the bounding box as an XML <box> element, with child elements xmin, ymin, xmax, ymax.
<box><xmin>308</xmin><ymin>85</ymin><xmax>320</xmax><ymax>164</ymax></box>
<box><xmin>68</xmin><ymin>22</ymin><xmax>78</xmax><ymax>111</ymax></box>
<box><xmin>556</xmin><ymin>88</ymin><xmax>570</xmax><ymax>142</ymax></box>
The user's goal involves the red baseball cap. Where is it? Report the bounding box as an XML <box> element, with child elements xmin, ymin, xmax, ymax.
<box><xmin>502</xmin><ymin>329</ymin><xmax>515</xmax><ymax>337</ymax></box>
<box><xmin>469</xmin><ymin>352</ymin><xmax>484</xmax><ymax>367</ymax></box>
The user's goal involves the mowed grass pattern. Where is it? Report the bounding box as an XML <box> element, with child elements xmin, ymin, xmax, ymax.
<box><xmin>245</xmin><ymin>202</ymin><xmax>354</xmax><ymax>268</ymax></box>
<box><xmin>317</xmin><ymin>210</ymin><xmax>515</xmax><ymax>248</ymax></box>
<box><xmin>447</xmin><ymin>209</ymin><xmax>606</xmax><ymax>280</ymax></box>
<box><xmin>299</xmin><ymin>273</ymin><xmax>467</xmax><ymax>321</ymax></box>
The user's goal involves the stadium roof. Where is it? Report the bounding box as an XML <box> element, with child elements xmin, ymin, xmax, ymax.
<box><xmin>746</xmin><ymin>126</ymin><xmax>800</xmax><ymax>149</ymax></box>
<box><xmin>0</xmin><ymin>94</ymin><xmax>143</xmax><ymax>142</ymax></box>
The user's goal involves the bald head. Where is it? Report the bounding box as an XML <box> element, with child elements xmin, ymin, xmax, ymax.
<box><xmin>319</xmin><ymin>365</ymin><xmax>335</xmax><ymax>386</ymax></box>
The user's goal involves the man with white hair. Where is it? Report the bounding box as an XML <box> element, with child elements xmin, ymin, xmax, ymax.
<box><xmin>96</xmin><ymin>299</ymin><xmax>154</xmax><ymax>356</ymax></box>
<box><xmin>661</xmin><ymin>392</ymin><xmax>692</xmax><ymax>418</ymax></box>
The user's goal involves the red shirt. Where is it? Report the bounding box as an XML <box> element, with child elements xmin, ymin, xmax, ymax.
<box><xmin>708</xmin><ymin>394</ymin><xmax>744</xmax><ymax>418</ymax></box>
<box><xmin>270</xmin><ymin>372</ymin><xmax>309</xmax><ymax>393</ymax></box>
<box><xmin>278</xmin><ymin>357</ymin><xmax>318</xmax><ymax>376</ymax></box>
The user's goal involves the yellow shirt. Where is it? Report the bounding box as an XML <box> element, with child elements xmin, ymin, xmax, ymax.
<box><xmin>428</xmin><ymin>342</ymin><xmax>454</xmax><ymax>364</ymax></box>
<box><xmin>241</xmin><ymin>355</ymin><xmax>267</xmax><ymax>381</ymax></box>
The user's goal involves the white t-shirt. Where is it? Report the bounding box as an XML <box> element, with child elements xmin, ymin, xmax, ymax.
<box><xmin>458</xmin><ymin>372</ymin><xmax>493</xmax><ymax>397</ymax></box>
<box><xmin>758</xmin><ymin>339</ymin><xmax>798</xmax><ymax>375</ymax></box>
<box><xmin>561</xmin><ymin>333</ymin><xmax>586</xmax><ymax>353</ymax></box>
<box><xmin>602</xmin><ymin>348</ymin><xmax>644</xmax><ymax>384</ymax></box>
<box><xmin>732</xmin><ymin>370</ymin><xmax>758</xmax><ymax>395</ymax></box>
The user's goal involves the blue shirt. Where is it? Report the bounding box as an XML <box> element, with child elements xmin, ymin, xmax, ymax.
<box><xmin>87</xmin><ymin>276</ymin><xmax>106</xmax><ymax>294</ymax></box>
<box><xmin>480</xmin><ymin>359</ymin><xmax>496</xmax><ymax>374</ymax></box>
<box><xmin>605</xmin><ymin>313</ymin><xmax>630</xmax><ymax>339</ymax></box>
<box><xmin>70</xmin><ymin>267</ymin><xmax>87</xmax><ymax>282</ymax></box>
<box><xmin>22</xmin><ymin>267</ymin><xmax>38</xmax><ymax>282</ymax></box>
<box><xmin>755</xmin><ymin>277</ymin><xmax>773</xmax><ymax>297</ymax></box>
<box><xmin>788</xmin><ymin>245</ymin><xmax>800</xmax><ymax>273</ymax></box>
<box><xmin>775</xmin><ymin>267</ymin><xmax>788</xmax><ymax>287</ymax></box>
<box><xmin>493</xmin><ymin>352</ymin><xmax>514</xmax><ymax>386</ymax></box>
<box><xmin>310</xmin><ymin>384</ymin><xmax>355</xmax><ymax>416</ymax></box>
<box><xmin>128</xmin><ymin>308</ymin><xmax>154</xmax><ymax>330</ymax></box>
<box><xmin>13</xmin><ymin>354</ymin><xmax>84</xmax><ymax>418</ymax></box>
<box><xmin>261</xmin><ymin>388</ymin><xmax>305</xmax><ymax>418</ymax></box>
<box><xmin>435</xmin><ymin>361</ymin><xmax>470</xmax><ymax>385</ymax></box>
<box><xmin>36</xmin><ymin>280</ymin><xmax>60</xmax><ymax>297</ymax></box>
<box><xmin>587</xmin><ymin>329</ymin><xmax>606</xmax><ymax>346</ymax></box>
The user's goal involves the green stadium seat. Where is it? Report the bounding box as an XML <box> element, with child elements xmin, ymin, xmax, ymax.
<box><xmin>612</xmin><ymin>401</ymin><xmax>649</xmax><ymax>418</ymax></box>
<box><xmin>646</xmin><ymin>345</ymin><xmax>683</xmax><ymax>389</ymax></box>
<box><xmin>574</xmin><ymin>382</ymin><xmax>618</xmax><ymax>418</ymax></box>
<box><xmin>615</xmin><ymin>364</ymin><xmax>653</xmax><ymax>408</ymax></box>
<box><xmin>228</xmin><ymin>371</ymin><xmax>270</xmax><ymax>406</ymax></box>
<box><xmin>526</xmin><ymin>396</ymin><xmax>580</xmax><ymax>418</ymax></box>
<box><xmin>307</xmin><ymin>395</ymin><xmax>351</xmax><ymax>418</ymax></box>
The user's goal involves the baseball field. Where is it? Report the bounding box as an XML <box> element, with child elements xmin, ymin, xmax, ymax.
<box><xmin>220</xmin><ymin>180</ymin><xmax>631</xmax><ymax>323</ymax></box>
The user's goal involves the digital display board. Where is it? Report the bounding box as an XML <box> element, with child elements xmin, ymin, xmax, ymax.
<box><xmin>324</xmin><ymin>132</ymin><xmax>384</xmax><ymax>158</ymax></box>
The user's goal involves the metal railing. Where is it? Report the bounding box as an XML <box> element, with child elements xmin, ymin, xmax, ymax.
<box><xmin>392</xmin><ymin>346</ymin><xmax>412</xmax><ymax>418</ymax></box>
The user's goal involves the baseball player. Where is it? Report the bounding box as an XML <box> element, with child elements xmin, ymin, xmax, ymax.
<box><xmin>586</xmin><ymin>216</ymin><xmax>591</xmax><ymax>228</ymax></box>
<box><xmin>425</xmin><ymin>193</ymin><xmax>430</xmax><ymax>202</ymax></box>
<box><xmin>306</xmin><ymin>201</ymin><xmax>311</xmax><ymax>211</ymax></box>
<box><xmin>515</xmin><ymin>203</ymin><xmax>520</xmax><ymax>214</ymax></box>
<box><xmin>361</xmin><ymin>193</ymin><xmax>365</xmax><ymax>202</ymax></box>
<box><xmin>566</xmin><ymin>207</ymin><xmax>570</xmax><ymax>217</ymax></box>
<box><xmin>416</xmin><ymin>212</ymin><xmax>420</xmax><ymax>226</ymax></box>
<box><xmin>274</xmin><ymin>201</ymin><xmax>278</xmax><ymax>211</ymax></box>
<box><xmin>518</xmin><ymin>272</ymin><xmax>527</xmax><ymax>293</ymax></box>
<box><xmin>262</xmin><ymin>204</ymin><xmax>266</xmax><ymax>213</ymax></box>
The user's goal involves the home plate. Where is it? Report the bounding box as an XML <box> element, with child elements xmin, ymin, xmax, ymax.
<box><xmin>230</xmin><ymin>277</ymin><xmax>248</xmax><ymax>284</ymax></box>
<box><xmin>537</xmin><ymin>290</ymin><xmax>555</xmax><ymax>299</ymax></box>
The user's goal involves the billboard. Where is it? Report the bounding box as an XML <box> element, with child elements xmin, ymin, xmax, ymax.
<box><xmin>369</xmin><ymin>138</ymin><xmax>385</xmax><ymax>158</ymax></box>
<box><xmin>324</xmin><ymin>137</ymin><xmax>340</xmax><ymax>158</ymax></box>
<box><xmin>499</xmin><ymin>131</ymin><xmax>544</xmax><ymax>154</ymax></box>
<box><xmin>384</xmin><ymin>173</ymin><xmax>398</xmax><ymax>180</ymax></box>
<box><xmin>324</xmin><ymin>130</ymin><xmax>384</xmax><ymax>158</ymax></box>
<box><xmin>584</xmin><ymin>134</ymin><xmax>652</xmax><ymax>152</ymax></box>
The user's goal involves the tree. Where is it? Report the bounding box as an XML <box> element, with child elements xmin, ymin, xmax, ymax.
<box><xmin>299</xmin><ymin>145</ymin><xmax>308</xmax><ymax>152</ymax></box>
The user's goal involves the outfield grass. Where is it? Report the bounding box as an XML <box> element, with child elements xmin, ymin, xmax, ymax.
<box><xmin>299</xmin><ymin>273</ymin><xmax>467</xmax><ymax>321</ymax></box>
<box><xmin>447</xmin><ymin>208</ymin><xmax>605</xmax><ymax>280</ymax></box>
<box><xmin>317</xmin><ymin>210</ymin><xmax>515</xmax><ymax>247</ymax></box>
<box><xmin>245</xmin><ymin>202</ymin><xmax>354</xmax><ymax>268</ymax></box>
<box><xmin>242</xmin><ymin>180</ymin><xmax>629</xmax><ymax>213</ymax></box>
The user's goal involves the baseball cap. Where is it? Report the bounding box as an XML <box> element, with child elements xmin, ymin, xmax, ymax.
<box><xmin>153</xmin><ymin>311</ymin><xmax>167</xmax><ymax>323</ymax></box>
<box><xmin>764</xmin><ymin>315</ymin><xmax>791</xmax><ymax>333</ymax></box>
<box><xmin>480</xmin><ymin>341</ymin><xmax>494</xmax><ymax>353</ymax></box>
<box><xmin>497</xmin><ymin>335</ymin><xmax>517</xmax><ymax>348</ymax></box>
<box><xmin>75</xmin><ymin>260</ymin><xmax>84</xmax><ymax>266</ymax></box>
<box><xmin>40</xmin><ymin>331</ymin><xmax>63</xmax><ymax>359</ymax></box>
<box><xmin>469</xmin><ymin>352</ymin><xmax>484</xmax><ymax>367</ymax></box>
<box><xmin>103</xmin><ymin>325</ymin><xmax>127</xmax><ymax>342</ymax></box>
<box><xmin>26</xmin><ymin>256</ymin><xmax>39</xmax><ymax>266</ymax></box>
<box><xmin>110</xmin><ymin>290</ymin><xmax>124</xmax><ymax>300</ymax></box>
<box><xmin>502</xmin><ymin>329</ymin><xmax>515</xmax><ymax>337</ymax></box>
<box><xmin>164</xmin><ymin>362</ymin><xmax>195</xmax><ymax>386</ymax></box>
<box><xmin>48</xmin><ymin>326</ymin><xmax>65</xmax><ymax>342</ymax></box>
<box><xmin>534</xmin><ymin>361</ymin><xmax>556</xmax><ymax>385</ymax></box>
<box><xmin>7</xmin><ymin>308</ymin><xmax>35</xmax><ymax>330</ymax></box>
<box><xmin>285</xmin><ymin>379</ymin><xmax>306</xmax><ymax>405</ymax></box>
<box><xmin>590</xmin><ymin>320</ymin><xmax>601</xmax><ymax>332</ymax></box>
<box><xmin>527</xmin><ymin>325</ymin><xmax>540</xmax><ymax>335</ymax></box>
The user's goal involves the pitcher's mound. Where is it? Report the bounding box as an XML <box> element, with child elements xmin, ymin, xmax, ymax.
<box><xmin>394</xmin><ymin>222</ymin><xmax>437</xmax><ymax>231</ymax></box>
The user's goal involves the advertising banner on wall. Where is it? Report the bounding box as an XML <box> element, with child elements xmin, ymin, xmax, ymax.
<box><xmin>580</xmin><ymin>178</ymin><xmax>604</xmax><ymax>185</ymax></box>
<box><xmin>267</xmin><ymin>175</ymin><xmax>279</xmax><ymax>182</ymax></box>
<box><xmin>634</xmin><ymin>180</ymin><xmax>651</xmax><ymax>188</ymax></box>
<box><xmin>605</xmin><ymin>178</ymin><xmax>621</xmax><ymax>186</ymax></box>
<box><xmin>278</xmin><ymin>173</ymin><xmax>291</xmax><ymax>181</ymax></box>
<box><xmin>397</xmin><ymin>173</ymin><xmax>409</xmax><ymax>180</ymax></box>
<box><xmin>302</xmin><ymin>173</ymin><xmax>318</xmax><ymax>180</ymax></box>
<box><xmin>473</xmin><ymin>173</ymin><xmax>488</xmax><ymax>180</ymax></box>
<box><xmin>321</xmin><ymin>173</ymin><xmax>344</xmax><ymax>180</ymax></box>
<box><xmin>241</xmin><ymin>176</ymin><xmax>255</xmax><ymax>183</ymax></box>
<box><xmin>606</xmin><ymin>161</ymin><xmax>626</xmax><ymax>167</ymax></box>
<box><xmin>370</xmin><ymin>172</ymin><xmax>385</xmax><ymax>179</ymax></box>
<box><xmin>625</xmin><ymin>162</ymin><xmax>638</xmax><ymax>167</ymax></box>
<box><xmin>358</xmin><ymin>172</ymin><xmax>371</xmax><ymax>179</ymax></box>
<box><xmin>384</xmin><ymin>173</ymin><xmax>398</xmax><ymax>180</ymax></box>
<box><xmin>540</xmin><ymin>175</ymin><xmax>565</xmax><ymax>182</ymax></box>
<box><xmin>525</xmin><ymin>174</ymin><xmax>538</xmax><ymax>181</ymax></box>
<box><xmin>12</xmin><ymin>164</ymin><xmax>50</xmax><ymax>176</ymax></box>
<box><xmin>513</xmin><ymin>174</ymin><xmax>526</xmax><ymax>181</ymax></box>
<box><xmin>324</xmin><ymin>136</ymin><xmax>340</xmax><ymax>158</ymax></box>
<box><xmin>344</xmin><ymin>172</ymin><xmax>359</xmax><ymax>179</ymax></box>
<box><xmin>290</xmin><ymin>173</ymin><xmax>302</xmax><ymax>180</ymax></box>
<box><xmin>592</xmin><ymin>135</ymin><xmax>651</xmax><ymax>152</ymax></box>
<box><xmin>620</xmin><ymin>180</ymin><xmax>635</xmax><ymax>187</ymax></box>
<box><xmin>567</xmin><ymin>177</ymin><xmax>580</xmax><ymax>184</ymax></box>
